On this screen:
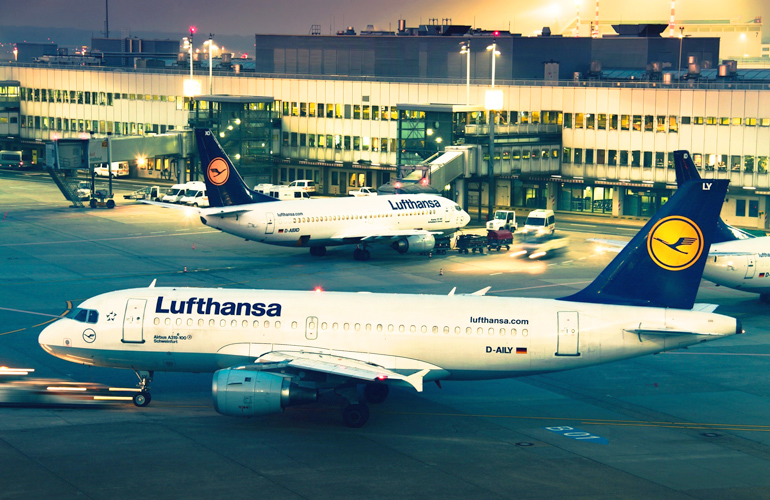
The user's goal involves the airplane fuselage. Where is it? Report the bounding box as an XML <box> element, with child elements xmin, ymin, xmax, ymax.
<box><xmin>704</xmin><ymin>238</ymin><xmax>770</xmax><ymax>294</ymax></box>
<box><xmin>39</xmin><ymin>287</ymin><xmax>738</xmax><ymax>382</ymax></box>
<box><xmin>200</xmin><ymin>194</ymin><xmax>469</xmax><ymax>248</ymax></box>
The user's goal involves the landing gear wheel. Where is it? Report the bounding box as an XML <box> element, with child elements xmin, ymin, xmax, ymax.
<box><xmin>363</xmin><ymin>383</ymin><xmax>389</xmax><ymax>404</ymax></box>
<box><xmin>353</xmin><ymin>248</ymin><xmax>364</xmax><ymax>261</ymax></box>
<box><xmin>361</xmin><ymin>249</ymin><xmax>370</xmax><ymax>261</ymax></box>
<box><xmin>342</xmin><ymin>403</ymin><xmax>370</xmax><ymax>428</ymax></box>
<box><xmin>133</xmin><ymin>391</ymin><xmax>151</xmax><ymax>407</ymax></box>
<box><xmin>310</xmin><ymin>246</ymin><xmax>327</xmax><ymax>257</ymax></box>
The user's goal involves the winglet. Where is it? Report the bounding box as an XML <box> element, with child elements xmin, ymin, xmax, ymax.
<box><xmin>149</xmin><ymin>279</ymin><xmax>157</xmax><ymax>288</ymax></box>
<box><xmin>470</xmin><ymin>286</ymin><xmax>491</xmax><ymax>296</ymax></box>
<box><xmin>561</xmin><ymin>179</ymin><xmax>729</xmax><ymax>310</ymax></box>
<box><xmin>195</xmin><ymin>129</ymin><xmax>278</xmax><ymax>207</ymax></box>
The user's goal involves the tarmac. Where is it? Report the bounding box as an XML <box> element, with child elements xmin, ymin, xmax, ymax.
<box><xmin>1</xmin><ymin>170</ymin><xmax>769</xmax><ymax>500</ymax></box>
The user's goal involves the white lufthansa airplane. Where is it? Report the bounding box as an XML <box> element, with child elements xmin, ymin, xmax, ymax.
<box><xmin>595</xmin><ymin>152</ymin><xmax>770</xmax><ymax>302</ymax></box>
<box><xmin>149</xmin><ymin>129</ymin><xmax>470</xmax><ymax>261</ymax></box>
<box><xmin>39</xmin><ymin>178</ymin><xmax>741</xmax><ymax>427</ymax></box>
<box><xmin>674</xmin><ymin>151</ymin><xmax>770</xmax><ymax>302</ymax></box>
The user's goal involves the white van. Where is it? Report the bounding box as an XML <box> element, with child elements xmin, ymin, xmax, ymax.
<box><xmin>0</xmin><ymin>150</ymin><xmax>23</xmax><ymax>169</ymax></box>
<box><xmin>286</xmin><ymin>179</ymin><xmax>316</xmax><ymax>193</ymax></box>
<box><xmin>521</xmin><ymin>209</ymin><xmax>555</xmax><ymax>236</ymax></box>
<box><xmin>161</xmin><ymin>184</ymin><xmax>188</xmax><ymax>203</ymax></box>
<box><xmin>94</xmin><ymin>161</ymin><xmax>129</xmax><ymax>178</ymax></box>
<box><xmin>268</xmin><ymin>187</ymin><xmax>311</xmax><ymax>200</ymax></box>
<box><xmin>180</xmin><ymin>185</ymin><xmax>209</xmax><ymax>207</ymax></box>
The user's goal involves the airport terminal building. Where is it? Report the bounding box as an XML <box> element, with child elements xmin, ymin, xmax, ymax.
<box><xmin>1</xmin><ymin>23</ymin><xmax>769</xmax><ymax>229</ymax></box>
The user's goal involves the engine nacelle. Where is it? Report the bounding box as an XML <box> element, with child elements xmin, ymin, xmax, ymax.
<box><xmin>212</xmin><ymin>368</ymin><xmax>317</xmax><ymax>417</ymax></box>
<box><xmin>391</xmin><ymin>234</ymin><xmax>436</xmax><ymax>254</ymax></box>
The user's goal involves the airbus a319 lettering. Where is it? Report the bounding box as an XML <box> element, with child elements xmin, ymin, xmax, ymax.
<box><xmin>39</xmin><ymin>178</ymin><xmax>742</xmax><ymax>427</ymax></box>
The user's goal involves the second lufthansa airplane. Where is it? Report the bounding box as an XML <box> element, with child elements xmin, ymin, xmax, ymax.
<box><xmin>172</xmin><ymin>129</ymin><xmax>470</xmax><ymax>260</ymax></box>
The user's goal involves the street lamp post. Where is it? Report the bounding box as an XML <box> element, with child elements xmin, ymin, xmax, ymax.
<box><xmin>460</xmin><ymin>40</ymin><xmax>470</xmax><ymax>105</ymax></box>
<box><xmin>188</xmin><ymin>26</ymin><xmax>196</xmax><ymax>80</ymax></box>
<box><xmin>678</xmin><ymin>26</ymin><xmax>684</xmax><ymax>81</ymax></box>
<box><xmin>485</xmin><ymin>39</ymin><xmax>501</xmax><ymax>222</ymax></box>
<box><xmin>205</xmin><ymin>34</ymin><xmax>215</xmax><ymax>95</ymax></box>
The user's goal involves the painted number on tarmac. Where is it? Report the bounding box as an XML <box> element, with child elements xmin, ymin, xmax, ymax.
<box><xmin>545</xmin><ymin>426</ymin><xmax>608</xmax><ymax>445</ymax></box>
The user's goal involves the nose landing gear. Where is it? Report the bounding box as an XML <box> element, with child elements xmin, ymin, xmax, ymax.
<box><xmin>133</xmin><ymin>370</ymin><xmax>154</xmax><ymax>407</ymax></box>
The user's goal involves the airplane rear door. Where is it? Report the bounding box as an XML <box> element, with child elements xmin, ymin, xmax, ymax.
<box><xmin>556</xmin><ymin>311</ymin><xmax>579</xmax><ymax>356</ymax></box>
<box><xmin>305</xmin><ymin>316</ymin><xmax>318</xmax><ymax>340</ymax></box>
<box><xmin>745</xmin><ymin>255</ymin><xmax>756</xmax><ymax>279</ymax></box>
<box><xmin>122</xmin><ymin>298</ymin><xmax>146</xmax><ymax>343</ymax></box>
<box><xmin>265</xmin><ymin>212</ymin><xmax>275</xmax><ymax>234</ymax></box>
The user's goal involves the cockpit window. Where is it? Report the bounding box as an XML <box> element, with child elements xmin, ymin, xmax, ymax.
<box><xmin>454</xmin><ymin>205</ymin><xmax>462</xmax><ymax>211</ymax></box>
<box><xmin>69</xmin><ymin>308</ymin><xmax>98</xmax><ymax>324</ymax></box>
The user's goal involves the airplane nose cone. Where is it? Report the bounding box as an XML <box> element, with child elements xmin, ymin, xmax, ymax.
<box><xmin>38</xmin><ymin>322</ymin><xmax>59</xmax><ymax>352</ymax></box>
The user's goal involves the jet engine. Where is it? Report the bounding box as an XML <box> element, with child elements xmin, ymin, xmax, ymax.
<box><xmin>391</xmin><ymin>234</ymin><xmax>436</xmax><ymax>254</ymax></box>
<box><xmin>212</xmin><ymin>368</ymin><xmax>317</xmax><ymax>417</ymax></box>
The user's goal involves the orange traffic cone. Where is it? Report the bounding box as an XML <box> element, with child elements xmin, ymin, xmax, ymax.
<box><xmin>439</xmin><ymin>268</ymin><xmax>443</xmax><ymax>276</ymax></box>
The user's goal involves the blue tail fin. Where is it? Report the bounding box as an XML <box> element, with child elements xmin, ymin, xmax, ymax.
<box><xmin>561</xmin><ymin>179</ymin><xmax>728</xmax><ymax>309</ymax></box>
<box><xmin>673</xmin><ymin>150</ymin><xmax>752</xmax><ymax>243</ymax></box>
<box><xmin>195</xmin><ymin>129</ymin><xmax>277</xmax><ymax>207</ymax></box>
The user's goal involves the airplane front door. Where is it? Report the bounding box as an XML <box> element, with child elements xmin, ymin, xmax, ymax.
<box><xmin>556</xmin><ymin>311</ymin><xmax>579</xmax><ymax>356</ymax></box>
<box><xmin>305</xmin><ymin>316</ymin><xmax>318</xmax><ymax>340</ymax></box>
<box><xmin>266</xmin><ymin>212</ymin><xmax>275</xmax><ymax>234</ymax></box>
<box><xmin>123</xmin><ymin>298</ymin><xmax>146</xmax><ymax>343</ymax></box>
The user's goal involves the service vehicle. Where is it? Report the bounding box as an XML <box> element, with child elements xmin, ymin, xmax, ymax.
<box><xmin>287</xmin><ymin>179</ymin><xmax>316</xmax><ymax>192</ymax></box>
<box><xmin>0</xmin><ymin>150</ymin><xmax>23</xmax><ymax>170</ymax></box>
<box><xmin>76</xmin><ymin>181</ymin><xmax>92</xmax><ymax>200</ymax></box>
<box><xmin>180</xmin><ymin>187</ymin><xmax>209</xmax><ymax>207</ymax></box>
<box><xmin>456</xmin><ymin>233</ymin><xmax>487</xmax><ymax>254</ymax></box>
<box><xmin>520</xmin><ymin>209</ymin><xmax>555</xmax><ymax>236</ymax></box>
<box><xmin>486</xmin><ymin>229</ymin><xmax>513</xmax><ymax>251</ymax></box>
<box><xmin>267</xmin><ymin>187</ymin><xmax>311</xmax><ymax>200</ymax></box>
<box><xmin>124</xmin><ymin>186</ymin><xmax>161</xmax><ymax>201</ymax></box>
<box><xmin>486</xmin><ymin>210</ymin><xmax>517</xmax><ymax>231</ymax></box>
<box><xmin>349</xmin><ymin>187</ymin><xmax>378</xmax><ymax>197</ymax></box>
<box><xmin>253</xmin><ymin>183</ymin><xmax>274</xmax><ymax>194</ymax></box>
<box><xmin>512</xmin><ymin>232</ymin><xmax>569</xmax><ymax>259</ymax></box>
<box><xmin>161</xmin><ymin>183</ymin><xmax>195</xmax><ymax>203</ymax></box>
<box><xmin>89</xmin><ymin>190</ymin><xmax>115</xmax><ymax>209</ymax></box>
<box><xmin>93</xmin><ymin>162</ymin><xmax>129</xmax><ymax>178</ymax></box>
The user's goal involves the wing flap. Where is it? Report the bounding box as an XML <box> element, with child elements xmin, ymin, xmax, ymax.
<box><xmin>256</xmin><ymin>351</ymin><xmax>430</xmax><ymax>391</ymax></box>
<box><xmin>329</xmin><ymin>227</ymin><xmax>430</xmax><ymax>241</ymax></box>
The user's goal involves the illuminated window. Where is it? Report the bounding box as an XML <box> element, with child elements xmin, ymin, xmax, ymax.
<box><xmin>443</xmin><ymin>326</ymin><xmax>450</xmax><ymax>334</ymax></box>
<box><xmin>421</xmin><ymin>325</ymin><xmax>427</xmax><ymax>333</ymax></box>
<box><xmin>154</xmin><ymin>318</ymin><xmax>160</xmax><ymax>325</ymax></box>
<box><xmin>176</xmin><ymin>318</ymin><xmax>182</xmax><ymax>326</ymax></box>
<box><xmin>165</xmin><ymin>318</ymin><xmax>171</xmax><ymax>325</ymax></box>
<box><xmin>209</xmin><ymin>319</ymin><xmax>215</xmax><ymax>327</ymax></box>
<box><xmin>220</xmin><ymin>319</ymin><xmax>226</xmax><ymax>327</ymax></box>
<box><xmin>242</xmin><ymin>320</ymin><xmax>248</xmax><ymax>328</ymax></box>
<box><xmin>455</xmin><ymin>327</ymin><xmax>461</xmax><ymax>334</ymax></box>
<box><xmin>187</xmin><ymin>318</ymin><xmax>193</xmax><ymax>326</ymax></box>
<box><xmin>399</xmin><ymin>325</ymin><xmax>405</xmax><ymax>333</ymax></box>
<box><xmin>275</xmin><ymin>321</ymin><xmax>281</xmax><ymax>329</ymax></box>
<box><xmin>333</xmin><ymin>322</ymin><xmax>338</xmax><ymax>330</ymax></box>
<box><xmin>264</xmin><ymin>321</ymin><xmax>270</xmax><ymax>329</ymax></box>
<box><xmin>321</xmin><ymin>322</ymin><xmax>327</xmax><ymax>330</ymax></box>
<box><xmin>477</xmin><ymin>328</ymin><xmax>483</xmax><ymax>335</ymax></box>
<box><xmin>291</xmin><ymin>321</ymin><xmax>298</xmax><ymax>329</ymax></box>
<box><xmin>254</xmin><ymin>321</ymin><xmax>260</xmax><ymax>328</ymax></box>
<box><xmin>466</xmin><ymin>327</ymin><xmax>472</xmax><ymax>335</ymax></box>
<box><xmin>231</xmin><ymin>320</ymin><xmax>237</xmax><ymax>327</ymax></box>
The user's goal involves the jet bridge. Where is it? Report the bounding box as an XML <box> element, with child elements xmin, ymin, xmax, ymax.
<box><xmin>402</xmin><ymin>145</ymin><xmax>481</xmax><ymax>189</ymax></box>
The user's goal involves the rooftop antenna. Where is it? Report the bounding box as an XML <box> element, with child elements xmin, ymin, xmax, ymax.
<box><xmin>104</xmin><ymin>0</ymin><xmax>109</xmax><ymax>38</ymax></box>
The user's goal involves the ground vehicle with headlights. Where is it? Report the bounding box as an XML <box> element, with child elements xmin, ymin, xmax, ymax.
<box><xmin>520</xmin><ymin>209</ymin><xmax>555</xmax><ymax>236</ymax></box>
<box><xmin>486</xmin><ymin>210</ymin><xmax>517</xmax><ymax>231</ymax></box>
<box><xmin>124</xmin><ymin>186</ymin><xmax>161</xmax><ymax>201</ymax></box>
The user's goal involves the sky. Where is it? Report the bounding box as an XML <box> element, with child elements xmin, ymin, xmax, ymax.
<box><xmin>1</xmin><ymin>0</ymin><xmax>767</xmax><ymax>40</ymax></box>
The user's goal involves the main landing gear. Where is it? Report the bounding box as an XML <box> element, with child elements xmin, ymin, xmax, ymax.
<box><xmin>133</xmin><ymin>370</ymin><xmax>153</xmax><ymax>407</ymax></box>
<box><xmin>353</xmin><ymin>246</ymin><xmax>370</xmax><ymax>261</ymax></box>
<box><xmin>337</xmin><ymin>382</ymin><xmax>390</xmax><ymax>428</ymax></box>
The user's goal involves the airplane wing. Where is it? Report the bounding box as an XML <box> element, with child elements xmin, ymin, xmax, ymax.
<box><xmin>141</xmin><ymin>200</ymin><xmax>252</xmax><ymax>218</ymax></box>
<box><xmin>252</xmin><ymin>351</ymin><xmax>431</xmax><ymax>391</ymax></box>
<box><xmin>329</xmin><ymin>226</ymin><xmax>431</xmax><ymax>242</ymax></box>
<box><xmin>588</xmin><ymin>238</ymin><xmax>627</xmax><ymax>253</ymax></box>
